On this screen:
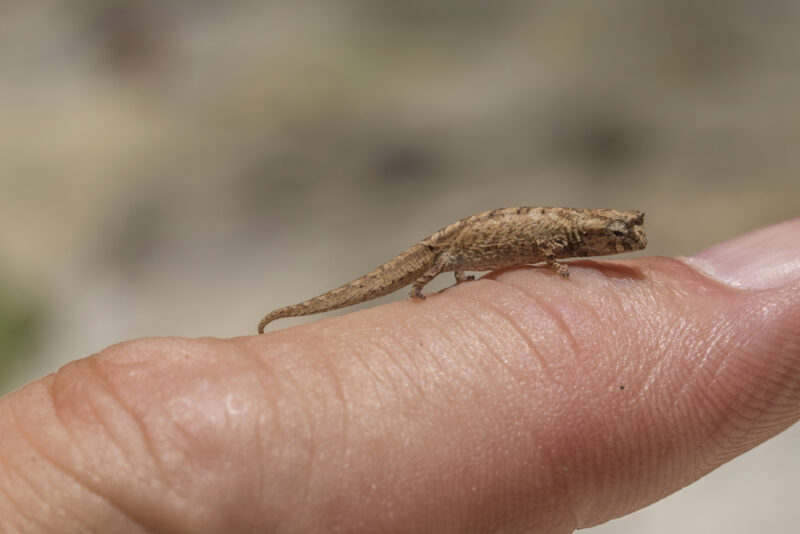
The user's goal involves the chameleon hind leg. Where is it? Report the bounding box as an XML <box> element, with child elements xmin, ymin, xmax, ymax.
<box><xmin>410</xmin><ymin>257</ymin><xmax>476</xmax><ymax>300</ymax></box>
<box><xmin>410</xmin><ymin>255</ymin><xmax>450</xmax><ymax>299</ymax></box>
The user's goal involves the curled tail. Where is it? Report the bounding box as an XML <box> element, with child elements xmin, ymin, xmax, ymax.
<box><xmin>258</xmin><ymin>244</ymin><xmax>436</xmax><ymax>332</ymax></box>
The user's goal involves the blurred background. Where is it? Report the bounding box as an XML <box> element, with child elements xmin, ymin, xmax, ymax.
<box><xmin>0</xmin><ymin>1</ymin><xmax>798</xmax><ymax>531</ymax></box>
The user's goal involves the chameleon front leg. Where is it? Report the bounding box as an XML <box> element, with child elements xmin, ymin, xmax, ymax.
<box><xmin>537</xmin><ymin>239</ymin><xmax>570</xmax><ymax>278</ymax></box>
<box><xmin>546</xmin><ymin>257</ymin><xmax>570</xmax><ymax>278</ymax></box>
<box><xmin>454</xmin><ymin>271</ymin><xmax>475</xmax><ymax>283</ymax></box>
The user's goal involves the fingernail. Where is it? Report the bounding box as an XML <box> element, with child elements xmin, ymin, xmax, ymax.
<box><xmin>686</xmin><ymin>218</ymin><xmax>800</xmax><ymax>290</ymax></box>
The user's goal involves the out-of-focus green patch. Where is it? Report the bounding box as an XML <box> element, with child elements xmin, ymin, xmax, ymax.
<box><xmin>0</xmin><ymin>271</ymin><xmax>45</xmax><ymax>395</ymax></box>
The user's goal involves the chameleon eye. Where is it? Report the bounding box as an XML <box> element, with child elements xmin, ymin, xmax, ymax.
<box><xmin>606</xmin><ymin>220</ymin><xmax>628</xmax><ymax>237</ymax></box>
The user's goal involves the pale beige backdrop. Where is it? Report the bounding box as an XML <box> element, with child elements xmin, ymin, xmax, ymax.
<box><xmin>1</xmin><ymin>1</ymin><xmax>798</xmax><ymax>532</ymax></box>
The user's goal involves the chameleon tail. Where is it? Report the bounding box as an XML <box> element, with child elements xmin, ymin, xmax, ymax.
<box><xmin>257</xmin><ymin>244</ymin><xmax>435</xmax><ymax>332</ymax></box>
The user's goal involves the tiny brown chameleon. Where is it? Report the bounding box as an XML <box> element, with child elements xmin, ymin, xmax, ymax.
<box><xmin>258</xmin><ymin>207</ymin><xmax>647</xmax><ymax>332</ymax></box>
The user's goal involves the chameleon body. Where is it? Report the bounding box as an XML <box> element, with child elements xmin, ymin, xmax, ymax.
<box><xmin>258</xmin><ymin>207</ymin><xmax>647</xmax><ymax>332</ymax></box>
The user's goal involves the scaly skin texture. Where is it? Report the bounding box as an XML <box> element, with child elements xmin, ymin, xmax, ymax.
<box><xmin>257</xmin><ymin>207</ymin><xmax>647</xmax><ymax>332</ymax></box>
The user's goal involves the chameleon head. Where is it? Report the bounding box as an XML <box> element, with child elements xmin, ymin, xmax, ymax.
<box><xmin>577</xmin><ymin>209</ymin><xmax>647</xmax><ymax>256</ymax></box>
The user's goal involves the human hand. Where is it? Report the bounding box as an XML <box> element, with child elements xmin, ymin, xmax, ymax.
<box><xmin>1</xmin><ymin>218</ymin><xmax>798</xmax><ymax>533</ymax></box>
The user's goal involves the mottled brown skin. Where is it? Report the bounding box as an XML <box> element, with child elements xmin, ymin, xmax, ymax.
<box><xmin>257</xmin><ymin>207</ymin><xmax>647</xmax><ymax>332</ymax></box>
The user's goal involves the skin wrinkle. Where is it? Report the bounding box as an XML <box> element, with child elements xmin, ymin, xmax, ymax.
<box><xmin>411</xmin><ymin>324</ymin><xmax>456</xmax><ymax>385</ymax></box>
<box><xmin>404</xmin><ymin>317</ymin><xmax>478</xmax><ymax>427</ymax></box>
<box><xmin>668</xmin><ymin>298</ymin><xmax>742</xmax><ymax>409</ymax></box>
<box><xmin>451</xmin><ymin>262</ymin><xmax>786</xmax><ymax>528</ymax></box>
<box><xmin>0</xmin><ymin>458</ymin><xmax>53</xmax><ymax>534</ymax></box>
<box><xmin>586</xmin><ymin>272</ymin><xmax>628</xmax><ymax>317</ymax></box>
<box><xmin>720</xmin><ymin>337</ymin><xmax>797</xmax><ymax>433</ymax></box>
<box><xmin>86</xmin><ymin>357</ymin><xmax>173</xmax><ymax>499</ymax></box>
<box><xmin>725</xmin><ymin>358</ymin><xmax>780</xmax><ymax>416</ymax></box>
<box><xmin>235</xmin><ymin>342</ymin><xmax>311</xmax><ymax>533</ymax></box>
<box><xmin>348</xmin><ymin>336</ymin><xmax>396</xmax><ymax>411</ymax></box>
<box><xmin>723</xmin><ymin>401</ymin><xmax>762</xmax><ymax>439</ymax></box>
<box><xmin>7</xmin><ymin>389</ymin><xmax>152</xmax><ymax>534</ymax></box>
<box><xmin>403</xmin><ymin>302</ymin><xmax>476</xmax><ymax>386</ymax></box>
<box><xmin>751</xmin><ymin>344</ymin><xmax>795</xmax><ymax>398</ymax></box>
<box><xmin>190</xmin><ymin>341</ymin><xmax>294</xmax><ymax>528</ymax></box>
<box><xmin>478</xmin><ymin>278</ymin><xmax>558</xmax><ymax>380</ymax></box>
<box><xmin>496</xmin><ymin>266</ymin><xmax>696</xmax><ymax>528</ymax></box>
<box><xmin>364</xmin><ymin>333</ymin><xmax>415</xmax><ymax>402</ymax></box>
<box><xmin>386</xmin><ymin>326</ymin><xmax>467</xmax><ymax>438</ymax></box>
<box><xmin>455</xmin><ymin>292</ymin><xmax>538</xmax><ymax>384</ymax></box>
<box><xmin>429</xmin><ymin>296</ymin><xmax>514</xmax><ymax>383</ymax></box>
<box><xmin>492</xmin><ymin>261</ymin><xmax>794</xmax><ymax>529</ymax></box>
<box><xmin>737</xmin><ymin>312</ymin><xmax>800</xmax><ymax>411</ymax></box>
<box><xmin>561</xmin><ymin>283</ymin><xmax>626</xmax><ymax>384</ymax></box>
<box><xmin>369</xmin><ymin>332</ymin><xmax>431</xmax><ymax>408</ymax></box>
<box><xmin>365</xmin><ymin>338</ymin><xmax>443</xmax><ymax>453</ymax></box>
<box><xmin>500</xmin><ymin>280</ymin><xmax>581</xmax><ymax>383</ymax></box>
<box><xmin>235</xmin><ymin>343</ymin><xmax>279</xmax><ymax>516</ymax></box>
<box><xmin>257</xmin><ymin>350</ymin><xmax>291</xmax><ymax>446</ymax></box>
<box><xmin>78</xmin><ymin>357</ymin><xmax>211</xmax><ymax>533</ymax></box>
<box><xmin>378</xmin><ymin>329</ymin><xmax>426</xmax><ymax>399</ymax></box>
<box><xmin>225</xmin><ymin>347</ymin><xmax>284</xmax><ymax>532</ymax></box>
<box><xmin>54</xmin><ymin>367</ymin><xmax>170</xmax><ymax>534</ymax></box>
<box><xmin>697</xmin><ymin>426</ymin><xmax>734</xmax><ymax>474</ymax></box>
<box><xmin>585</xmin><ymin>277</ymin><xmax>651</xmax><ymax>386</ymax></box>
<box><xmin>687</xmin><ymin>321</ymin><xmax>781</xmax><ymax>470</ymax></box>
<box><xmin>331</xmin><ymin>302</ymin><xmax>565</xmax><ymax>532</ymax></box>
<box><xmin>468</xmin><ymin>293</ymin><xmax>540</xmax><ymax>377</ymax></box>
<box><xmin>535</xmin><ymin>445</ymin><xmax>582</xmax><ymax>534</ymax></box>
<box><xmin>373</xmin><ymin>331</ymin><xmax>468</xmax><ymax>478</ymax></box>
<box><xmin>666</xmin><ymin>333</ymin><xmax>711</xmax><ymax>410</ymax></box>
<box><xmin>645</xmin><ymin>364</ymin><xmax>693</xmax><ymax>490</ymax></box>
<box><xmin>81</xmin><ymin>389</ymin><xmax>131</xmax><ymax>475</ymax></box>
<box><xmin>442</xmin><ymin>288</ymin><xmax>591</xmax><ymax>529</ymax></box>
<box><xmin>271</xmin><ymin>349</ymin><xmax>317</xmax><ymax>458</ymax></box>
<box><xmin>79</xmin><ymin>389</ymin><xmax>169</xmax><ymax>531</ymax></box>
<box><xmin>300</xmin><ymin>405</ymin><xmax>319</xmax><ymax>514</ymax></box>
<box><xmin>429</xmin><ymin>304</ymin><xmax>505</xmax><ymax>391</ymax></box>
<box><xmin>763</xmin><ymin>328</ymin><xmax>800</xmax><ymax>405</ymax></box>
<box><xmin>0</xmin><ymin>434</ymin><xmax>52</xmax><ymax>527</ymax></box>
<box><xmin>410</xmin><ymin>306</ymin><xmax>472</xmax><ymax>384</ymax></box>
<box><xmin>643</xmin><ymin>296</ymin><xmax>700</xmax><ymax>396</ymax></box>
<box><xmin>682</xmin><ymin>369</ymin><xmax>732</xmax><ymax>462</ymax></box>
<box><xmin>305</xmin><ymin>351</ymin><xmax>353</xmax><ymax>501</ymax></box>
<box><xmin>281</xmin><ymin>364</ymin><xmax>323</xmax><ymax>515</ymax></box>
<box><xmin>570</xmin><ymin>421</ymin><xmax>626</xmax><ymax>525</ymax></box>
<box><xmin>517</xmin><ymin>423</ymin><xmax>581</xmax><ymax>531</ymax></box>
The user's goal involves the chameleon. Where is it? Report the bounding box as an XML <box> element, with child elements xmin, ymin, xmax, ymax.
<box><xmin>258</xmin><ymin>207</ymin><xmax>647</xmax><ymax>332</ymax></box>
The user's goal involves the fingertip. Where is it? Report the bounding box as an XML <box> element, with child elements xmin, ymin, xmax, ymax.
<box><xmin>688</xmin><ymin>217</ymin><xmax>800</xmax><ymax>290</ymax></box>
